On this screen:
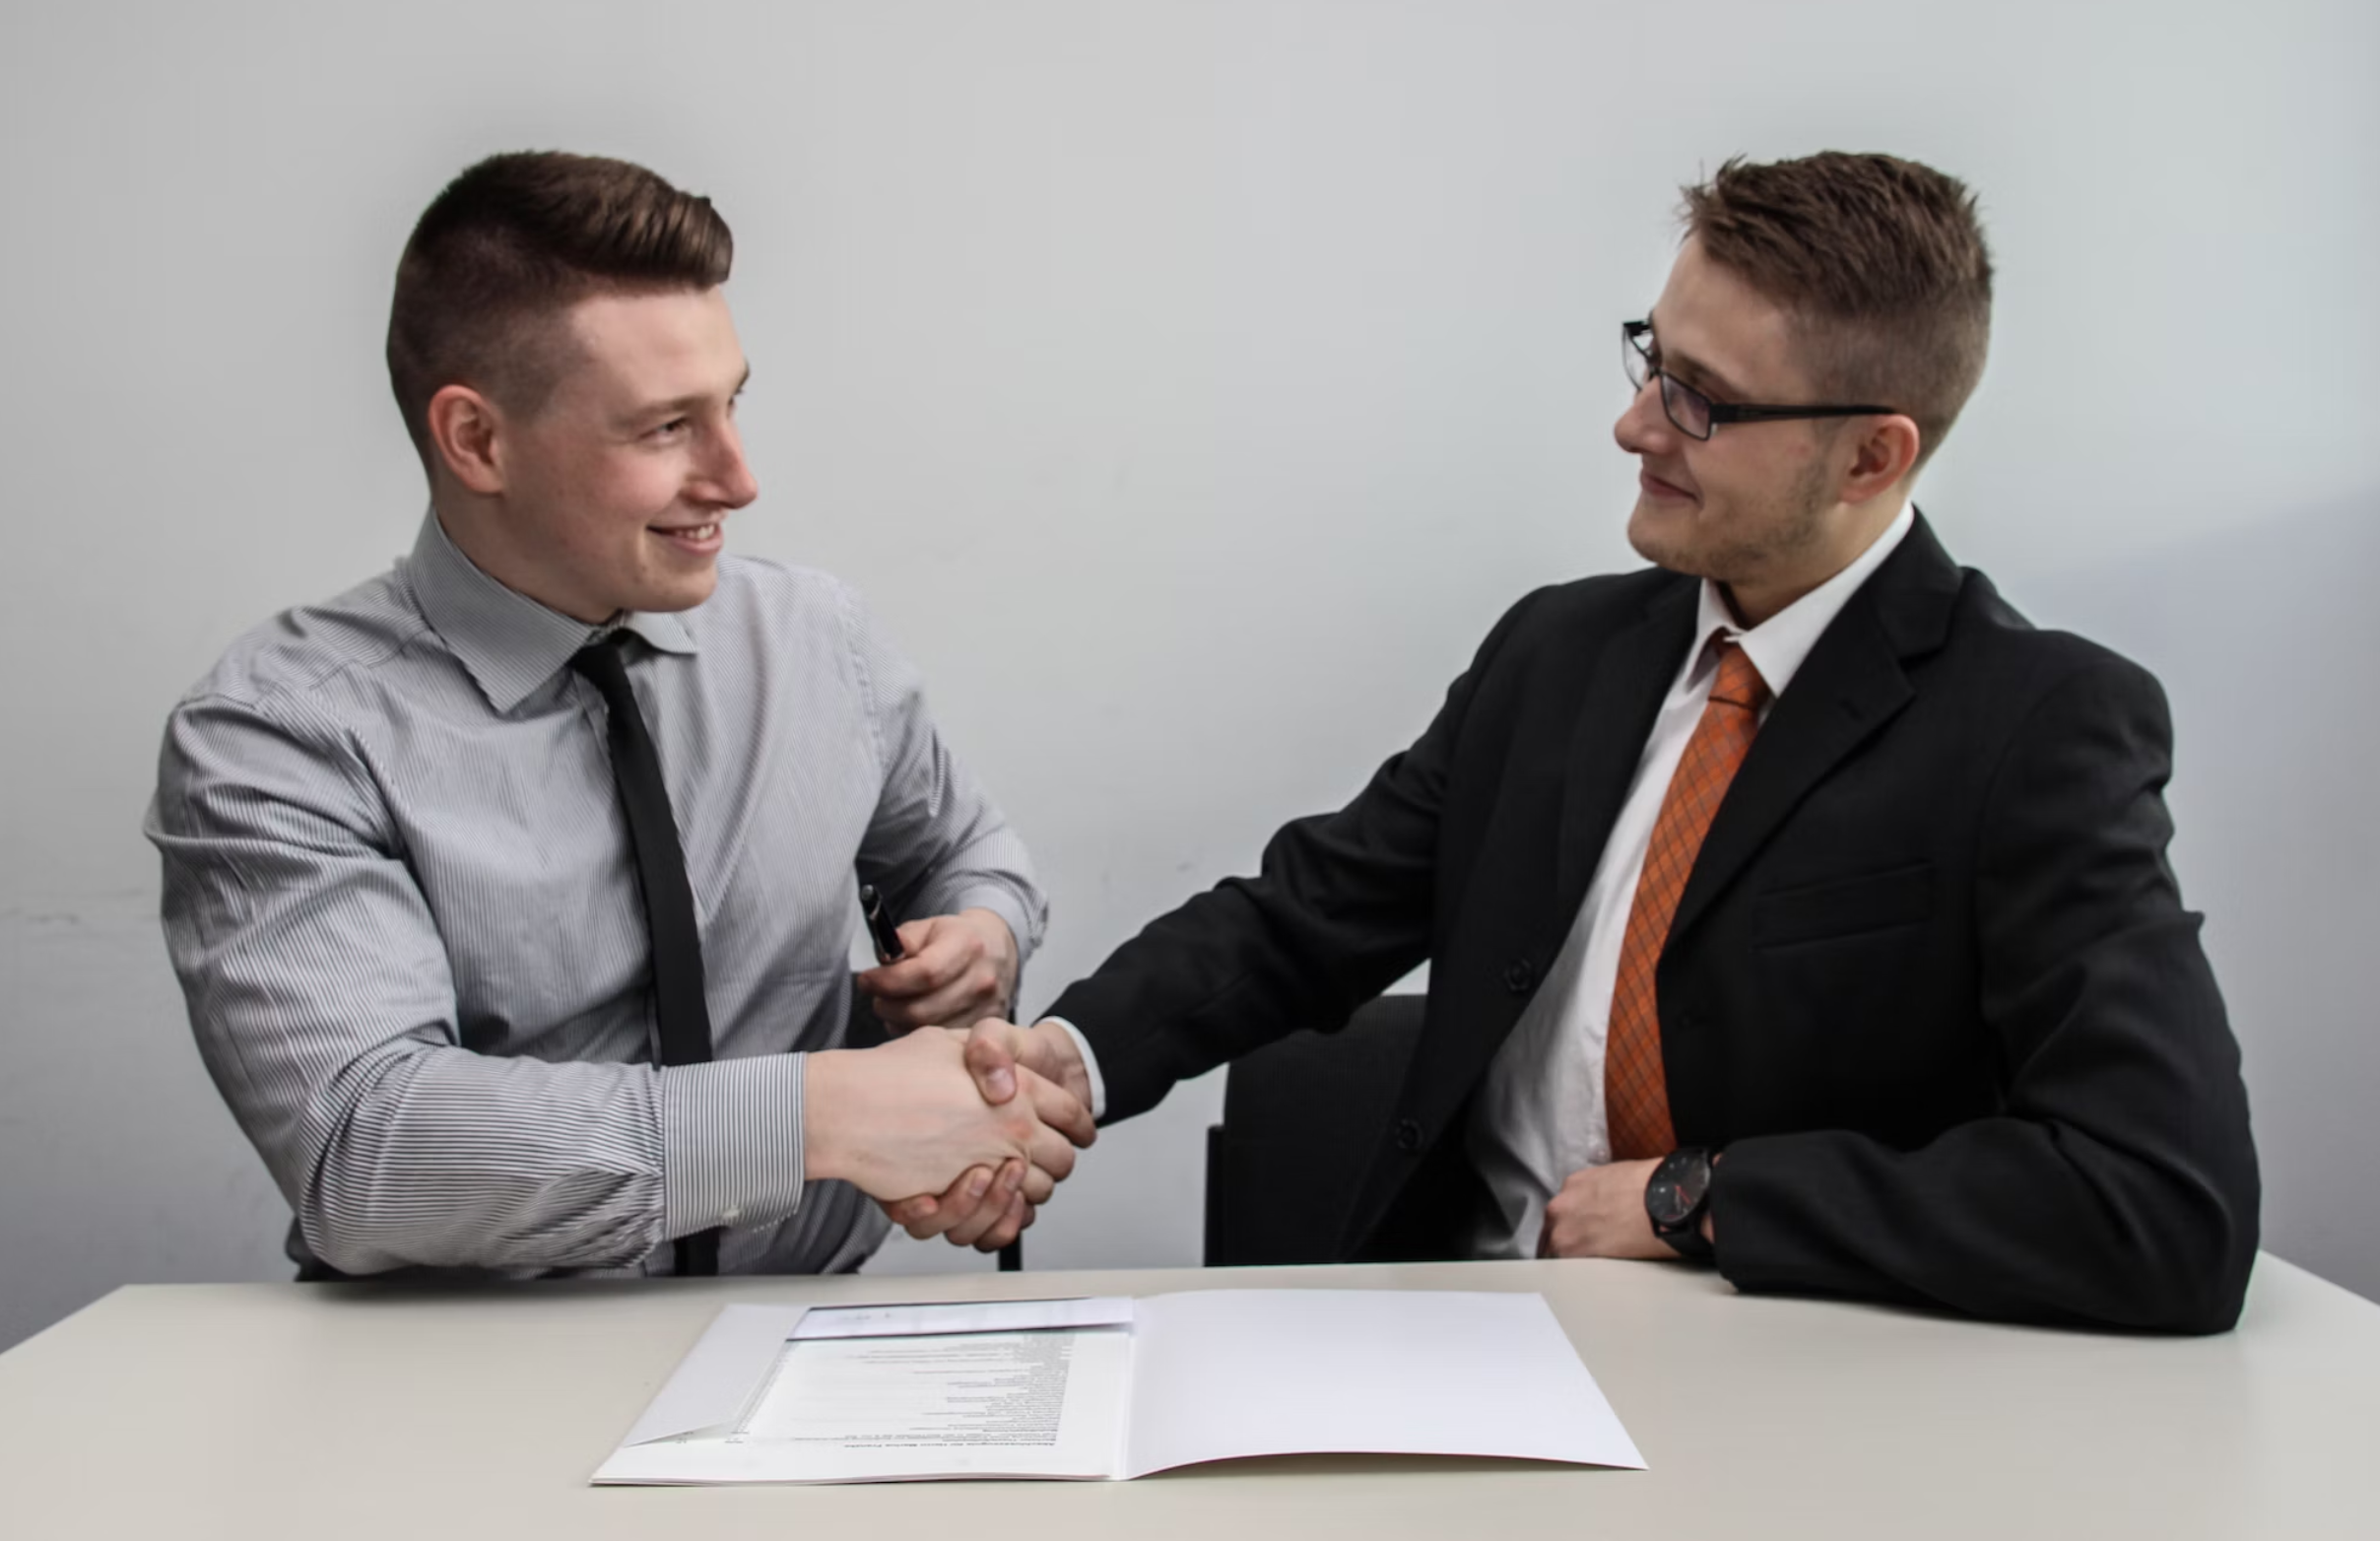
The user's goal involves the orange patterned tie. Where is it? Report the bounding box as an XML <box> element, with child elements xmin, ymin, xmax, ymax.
<box><xmin>1605</xmin><ymin>639</ymin><xmax>1771</xmax><ymax>1161</ymax></box>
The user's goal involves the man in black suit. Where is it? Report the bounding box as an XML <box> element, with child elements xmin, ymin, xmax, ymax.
<box><xmin>900</xmin><ymin>152</ymin><xmax>2259</xmax><ymax>1332</ymax></box>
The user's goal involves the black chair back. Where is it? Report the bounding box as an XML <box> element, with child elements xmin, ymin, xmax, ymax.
<box><xmin>1204</xmin><ymin>994</ymin><xmax>1426</xmax><ymax>1266</ymax></box>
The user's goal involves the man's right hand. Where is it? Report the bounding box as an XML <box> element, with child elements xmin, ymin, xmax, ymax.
<box><xmin>802</xmin><ymin>1025</ymin><xmax>1092</xmax><ymax>1202</ymax></box>
<box><xmin>882</xmin><ymin>1019</ymin><xmax>1096</xmax><ymax>1248</ymax></box>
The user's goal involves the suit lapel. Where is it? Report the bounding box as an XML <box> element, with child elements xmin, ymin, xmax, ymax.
<box><xmin>1554</xmin><ymin>583</ymin><xmax>1698</xmax><ymax>916</ymax></box>
<box><xmin>1665</xmin><ymin>514</ymin><xmax>1962</xmax><ymax>947</ymax></box>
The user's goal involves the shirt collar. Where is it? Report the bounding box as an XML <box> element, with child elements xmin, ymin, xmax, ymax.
<box><xmin>404</xmin><ymin>510</ymin><xmax>697</xmax><ymax>714</ymax></box>
<box><xmin>1683</xmin><ymin>499</ymin><xmax>1915</xmax><ymax>703</ymax></box>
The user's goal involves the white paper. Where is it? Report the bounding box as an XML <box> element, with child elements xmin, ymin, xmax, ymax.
<box><xmin>597</xmin><ymin>1325</ymin><xmax>1131</xmax><ymax>1484</ymax></box>
<box><xmin>595</xmin><ymin>1289</ymin><xmax>1642</xmax><ymax>1485</ymax></box>
<box><xmin>789</xmin><ymin>1297</ymin><xmax>1135</xmax><ymax>1340</ymax></box>
<box><xmin>1123</xmin><ymin>1289</ymin><xmax>1643</xmax><ymax>1475</ymax></box>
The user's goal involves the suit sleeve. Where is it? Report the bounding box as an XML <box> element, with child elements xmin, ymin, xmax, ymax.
<box><xmin>1710</xmin><ymin>656</ymin><xmax>2261</xmax><ymax>1332</ymax></box>
<box><xmin>1047</xmin><ymin>589</ymin><xmax>1550</xmax><ymax>1122</ymax></box>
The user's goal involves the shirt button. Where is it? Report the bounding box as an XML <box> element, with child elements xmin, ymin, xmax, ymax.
<box><xmin>1502</xmin><ymin>958</ymin><xmax>1535</xmax><ymax>995</ymax></box>
<box><xmin>1394</xmin><ymin>1117</ymin><xmax>1423</xmax><ymax>1154</ymax></box>
<box><xmin>721</xmin><ymin>1207</ymin><xmax>743</xmax><ymax>1226</ymax></box>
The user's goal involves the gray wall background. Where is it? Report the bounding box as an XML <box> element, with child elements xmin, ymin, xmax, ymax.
<box><xmin>3</xmin><ymin>0</ymin><xmax>2374</xmax><ymax>1351</ymax></box>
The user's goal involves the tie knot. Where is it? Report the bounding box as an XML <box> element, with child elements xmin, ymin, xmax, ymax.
<box><xmin>569</xmin><ymin>632</ymin><xmax>635</xmax><ymax>696</ymax></box>
<box><xmin>1710</xmin><ymin>639</ymin><xmax>1770</xmax><ymax>713</ymax></box>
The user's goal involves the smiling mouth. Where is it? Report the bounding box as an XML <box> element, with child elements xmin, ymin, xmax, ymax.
<box><xmin>656</xmin><ymin>521</ymin><xmax>719</xmax><ymax>540</ymax></box>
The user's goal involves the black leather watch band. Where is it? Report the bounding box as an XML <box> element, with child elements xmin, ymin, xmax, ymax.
<box><xmin>1661</xmin><ymin>1215</ymin><xmax>1715</xmax><ymax>1262</ymax></box>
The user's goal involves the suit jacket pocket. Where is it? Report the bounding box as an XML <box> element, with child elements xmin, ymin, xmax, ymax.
<box><xmin>1752</xmin><ymin>862</ymin><xmax>1935</xmax><ymax>949</ymax></box>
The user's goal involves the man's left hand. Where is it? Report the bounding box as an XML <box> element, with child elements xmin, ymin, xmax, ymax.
<box><xmin>856</xmin><ymin>908</ymin><xmax>1019</xmax><ymax>1030</ymax></box>
<box><xmin>1540</xmin><ymin>1158</ymin><xmax>1681</xmax><ymax>1259</ymax></box>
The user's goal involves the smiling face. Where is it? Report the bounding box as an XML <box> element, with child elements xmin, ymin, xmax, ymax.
<box><xmin>437</xmin><ymin>285</ymin><xmax>758</xmax><ymax>622</ymax></box>
<box><xmin>1614</xmin><ymin>238</ymin><xmax>1897</xmax><ymax>624</ymax></box>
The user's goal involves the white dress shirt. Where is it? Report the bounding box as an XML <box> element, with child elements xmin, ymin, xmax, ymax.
<box><xmin>1464</xmin><ymin>502</ymin><xmax>1914</xmax><ymax>1258</ymax></box>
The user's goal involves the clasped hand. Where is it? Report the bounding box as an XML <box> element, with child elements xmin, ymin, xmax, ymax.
<box><xmin>873</xmin><ymin>1018</ymin><xmax>1094</xmax><ymax>1252</ymax></box>
<box><xmin>804</xmin><ymin>1022</ymin><xmax>1093</xmax><ymax>1248</ymax></box>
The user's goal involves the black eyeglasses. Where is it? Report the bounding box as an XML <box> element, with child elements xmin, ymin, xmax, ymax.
<box><xmin>1623</xmin><ymin>320</ymin><xmax>1896</xmax><ymax>441</ymax></box>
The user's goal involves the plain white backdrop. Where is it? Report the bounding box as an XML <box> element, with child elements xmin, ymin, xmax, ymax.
<box><xmin>3</xmin><ymin>0</ymin><xmax>2375</xmax><ymax>1349</ymax></box>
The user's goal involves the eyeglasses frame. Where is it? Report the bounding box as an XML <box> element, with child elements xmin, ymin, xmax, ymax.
<box><xmin>1622</xmin><ymin>320</ymin><xmax>1898</xmax><ymax>441</ymax></box>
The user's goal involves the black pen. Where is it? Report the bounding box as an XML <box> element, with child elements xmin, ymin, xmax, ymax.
<box><xmin>858</xmin><ymin>879</ymin><xmax>1023</xmax><ymax>1274</ymax></box>
<box><xmin>858</xmin><ymin>882</ymin><xmax>905</xmax><ymax>965</ymax></box>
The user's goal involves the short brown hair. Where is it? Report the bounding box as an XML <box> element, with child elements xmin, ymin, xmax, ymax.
<box><xmin>385</xmin><ymin>151</ymin><xmax>734</xmax><ymax>464</ymax></box>
<box><xmin>1682</xmin><ymin>152</ymin><xmax>1993</xmax><ymax>463</ymax></box>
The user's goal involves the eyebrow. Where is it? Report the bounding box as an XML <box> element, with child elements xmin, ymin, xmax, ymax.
<box><xmin>634</xmin><ymin>364</ymin><xmax>753</xmax><ymax>424</ymax></box>
<box><xmin>1641</xmin><ymin>312</ymin><xmax>1751</xmax><ymax>402</ymax></box>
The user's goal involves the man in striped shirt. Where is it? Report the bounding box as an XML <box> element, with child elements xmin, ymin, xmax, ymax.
<box><xmin>146</xmin><ymin>152</ymin><xmax>1091</xmax><ymax>1281</ymax></box>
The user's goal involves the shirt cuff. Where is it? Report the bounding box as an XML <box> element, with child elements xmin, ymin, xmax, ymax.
<box><xmin>658</xmin><ymin>1054</ymin><xmax>809</xmax><ymax>1237</ymax></box>
<box><xmin>946</xmin><ymin>886</ymin><xmax>1040</xmax><ymax>972</ymax></box>
<box><xmin>1039</xmin><ymin>1017</ymin><xmax>1108</xmax><ymax>1122</ymax></box>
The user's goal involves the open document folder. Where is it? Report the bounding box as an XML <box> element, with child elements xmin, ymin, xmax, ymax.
<box><xmin>596</xmin><ymin>1289</ymin><xmax>1644</xmax><ymax>1484</ymax></box>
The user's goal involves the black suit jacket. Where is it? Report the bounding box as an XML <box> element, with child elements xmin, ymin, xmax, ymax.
<box><xmin>1050</xmin><ymin>517</ymin><xmax>2260</xmax><ymax>1332</ymax></box>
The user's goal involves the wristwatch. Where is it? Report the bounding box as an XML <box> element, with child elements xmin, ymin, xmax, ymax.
<box><xmin>1645</xmin><ymin>1147</ymin><xmax>1716</xmax><ymax>1261</ymax></box>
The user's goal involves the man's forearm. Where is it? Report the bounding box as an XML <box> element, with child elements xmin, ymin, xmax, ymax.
<box><xmin>293</xmin><ymin>1041</ymin><xmax>809</xmax><ymax>1275</ymax></box>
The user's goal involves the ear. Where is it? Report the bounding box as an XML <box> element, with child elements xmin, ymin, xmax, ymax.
<box><xmin>1839</xmin><ymin>414</ymin><xmax>1923</xmax><ymax>505</ymax></box>
<box><xmin>425</xmin><ymin>384</ymin><xmax>508</xmax><ymax>497</ymax></box>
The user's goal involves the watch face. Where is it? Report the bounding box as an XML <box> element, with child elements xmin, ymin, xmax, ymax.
<box><xmin>1646</xmin><ymin>1150</ymin><xmax>1710</xmax><ymax>1228</ymax></box>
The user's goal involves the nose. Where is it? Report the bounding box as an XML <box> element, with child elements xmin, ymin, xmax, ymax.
<box><xmin>703</xmin><ymin>419</ymin><xmax>760</xmax><ymax>509</ymax></box>
<box><xmin>1614</xmin><ymin>375</ymin><xmax>1676</xmax><ymax>457</ymax></box>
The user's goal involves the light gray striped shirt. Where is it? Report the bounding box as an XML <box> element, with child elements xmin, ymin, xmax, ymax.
<box><xmin>146</xmin><ymin>513</ymin><xmax>1045</xmax><ymax>1279</ymax></box>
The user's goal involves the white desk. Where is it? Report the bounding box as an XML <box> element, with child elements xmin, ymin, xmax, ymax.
<box><xmin>1</xmin><ymin>1255</ymin><xmax>2373</xmax><ymax>1539</ymax></box>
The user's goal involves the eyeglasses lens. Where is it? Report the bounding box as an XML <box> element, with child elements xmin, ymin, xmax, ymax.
<box><xmin>1660</xmin><ymin>375</ymin><xmax>1713</xmax><ymax>439</ymax></box>
<box><xmin>1625</xmin><ymin>323</ymin><xmax>1712</xmax><ymax>440</ymax></box>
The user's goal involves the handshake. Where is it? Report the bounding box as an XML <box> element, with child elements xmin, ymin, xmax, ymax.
<box><xmin>799</xmin><ymin>907</ymin><xmax>1096</xmax><ymax>1252</ymax></box>
<box><xmin>803</xmin><ymin>1018</ymin><xmax>1096</xmax><ymax>1252</ymax></box>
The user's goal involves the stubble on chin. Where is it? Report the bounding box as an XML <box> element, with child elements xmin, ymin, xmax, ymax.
<box><xmin>1625</xmin><ymin>460</ymin><xmax>1831</xmax><ymax>591</ymax></box>
<box><xmin>1624</xmin><ymin>499</ymin><xmax>1688</xmax><ymax>573</ymax></box>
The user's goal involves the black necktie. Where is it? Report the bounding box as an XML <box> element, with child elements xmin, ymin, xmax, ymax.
<box><xmin>571</xmin><ymin>634</ymin><xmax>722</xmax><ymax>1277</ymax></box>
